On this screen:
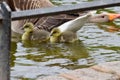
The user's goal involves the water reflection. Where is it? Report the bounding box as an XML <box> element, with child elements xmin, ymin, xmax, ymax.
<box><xmin>11</xmin><ymin>40</ymin><xmax>90</xmax><ymax>79</ymax></box>
<box><xmin>27</xmin><ymin>41</ymin><xmax>88</xmax><ymax>61</ymax></box>
<box><xmin>11</xmin><ymin>42</ymin><xmax>17</xmax><ymax>67</ymax></box>
<box><xmin>51</xmin><ymin>0</ymin><xmax>96</xmax><ymax>5</ymax></box>
<box><xmin>11</xmin><ymin>22</ymin><xmax>120</xmax><ymax>79</ymax></box>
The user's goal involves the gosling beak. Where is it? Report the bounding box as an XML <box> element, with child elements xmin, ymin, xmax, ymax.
<box><xmin>50</xmin><ymin>30</ymin><xmax>55</xmax><ymax>36</ymax></box>
<box><xmin>108</xmin><ymin>13</ymin><xmax>120</xmax><ymax>21</ymax></box>
<box><xmin>49</xmin><ymin>32</ymin><xmax>53</xmax><ymax>36</ymax></box>
<box><xmin>21</xmin><ymin>27</ymin><xmax>24</xmax><ymax>30</ymax></box>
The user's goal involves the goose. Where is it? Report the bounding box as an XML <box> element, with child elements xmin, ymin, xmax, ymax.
<box><xmin>50</xmin><ymin>12</ymin><xmax>120</xmax><ymax>43</ymax></box>
<box><xmin>8</xmin><ymin>0</ymin><xmax>120</xmax><ymax>43</ymax></box>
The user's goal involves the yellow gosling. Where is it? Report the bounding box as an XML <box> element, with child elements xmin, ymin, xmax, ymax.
<box><xmin>22</xmin><ymin>23</ymin><xmax>50</xmax><ymax>43</ymax></box>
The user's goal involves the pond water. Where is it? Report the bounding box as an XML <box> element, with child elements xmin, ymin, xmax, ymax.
<box><xmin>11</xmin><ymin>0</ymin><xmax>120</xmax><ymax>80</ymax></box>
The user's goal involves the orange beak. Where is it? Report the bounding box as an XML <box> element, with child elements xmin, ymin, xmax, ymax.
<box><xmin>108</xmin><ymin>13</ymin><xmax>120</xmax><ymax>21</ymax></box>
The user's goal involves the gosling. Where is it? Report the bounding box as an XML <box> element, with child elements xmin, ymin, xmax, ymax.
<box><xmin>22</xmin><ymin>22</ymin><xmax>50</xmax><ymax>43</ymax></box>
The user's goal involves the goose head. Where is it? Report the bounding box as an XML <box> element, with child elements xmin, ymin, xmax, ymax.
<box><xmin>89</xmin><ymin>13</ymin><xmax>120</xmax><ymax>23</ymax></box>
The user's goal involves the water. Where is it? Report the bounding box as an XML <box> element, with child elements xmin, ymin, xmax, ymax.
<box><xmin>11</xmin><ymin>0</ymin><xmax>120</xmax><ymax>80</ymax></box>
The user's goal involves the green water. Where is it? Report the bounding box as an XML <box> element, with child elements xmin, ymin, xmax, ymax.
<box><xmin>11</xmin><ymin>0</ymin><xmax>120</xmax><ymax>80</ymax></box>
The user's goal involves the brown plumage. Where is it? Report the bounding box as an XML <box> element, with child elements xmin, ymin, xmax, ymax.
<box><xmin>10</xmin><ymin>0</ymin><xmax>81</xmax><ymax>34</ymax></box>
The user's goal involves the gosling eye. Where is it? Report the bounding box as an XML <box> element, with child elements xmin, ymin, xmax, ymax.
<box><xmin>50</xmin><ymin>31</ymin><xmax>57</xmax><ymax>36</ymax></box>
<box><xmin>53</xmin><ymin>31</ymin><xmax>57</xmax><ymax>34</ymax></box>
<box><xmin>29</xmin><ymin>31</ymin><xmax>33</xmax><ymax>34</ymax></box>
<box><xmin>24</xmin><ymin>25</ymin><xmax>29</xmax><ymax>28</ymax></box>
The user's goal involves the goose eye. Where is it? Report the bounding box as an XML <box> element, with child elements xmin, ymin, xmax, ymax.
<box><xmin>101</xmin><ymin>16</ymin><xmax>105</xmax><ymax>18</ymax></box>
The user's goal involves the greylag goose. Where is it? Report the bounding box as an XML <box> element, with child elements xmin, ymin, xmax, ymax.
<box><xmin>8</xmin><ymin>0</ymin><xmax>120</xmax><ymax>43</ymax></box>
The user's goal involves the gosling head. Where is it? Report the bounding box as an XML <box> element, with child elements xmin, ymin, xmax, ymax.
<box><xmin>23</xmin><ymin>22</ymin><xmax>34</xmax><ymax>32</ymax></box>
<box><xmin>50</xmin><ymin>28</ymin><xmax>62</xmax><ymax>43</ymax></box>
<box><xmin>22</xmin><ymin>23</ymin><xmax>34</xmax><ymax>41</ymax></box>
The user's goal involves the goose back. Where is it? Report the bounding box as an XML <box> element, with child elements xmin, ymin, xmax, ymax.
<box><xmin>8</xmin><ymin>0</ymin><xmax>82</xmax><ymax>34</ymax></box>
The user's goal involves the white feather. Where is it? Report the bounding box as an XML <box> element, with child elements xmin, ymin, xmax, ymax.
<box><xmin>58</xmin><ymin>13</ymin><xmax>92</xmax><ymax>32</ymax></box>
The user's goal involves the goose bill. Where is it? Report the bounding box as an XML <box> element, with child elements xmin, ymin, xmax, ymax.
<box><xmin>108</xmin><ymin>13</ymin><xmax>120</xmax><ymax>21</ymax></box>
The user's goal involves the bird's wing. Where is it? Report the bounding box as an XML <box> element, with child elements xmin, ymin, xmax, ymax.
<box><xmin>11</xmin><ymin>0</ymin><xmax>54</xmax><ymax>11</ymax></box>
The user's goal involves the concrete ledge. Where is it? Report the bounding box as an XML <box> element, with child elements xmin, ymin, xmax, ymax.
<box><xmin>60</xmin><ymin>68</ymin><xmax>119</xmax><ymax>80</ymax></box>
<box><xmin>92</xmin><ymin>61</ymin><xmax>120</xmax><ymax>76</ymax></box>
<box><xmin>37</xmin><ymin>61</ymin><xmax>120</xmax><ymax>80</ymax></box>
<box><xmin>37</xmin><ymin>76</ymin><xmax>69</xmax><ymax>80</ymax></box>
